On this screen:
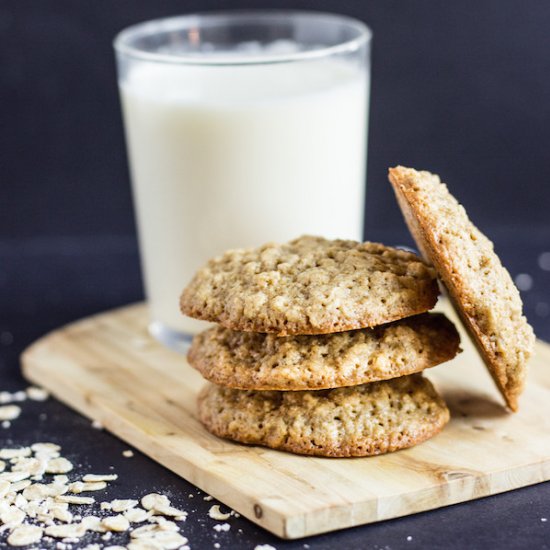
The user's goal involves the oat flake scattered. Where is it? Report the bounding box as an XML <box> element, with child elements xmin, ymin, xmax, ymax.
<box><xmin>0</xmin><ymin>434</ymin><xmax>193</xmax><ymax>548</ymax></box>
<box><xmin>209</xmin><ymin>504</ymin><xmax>231</xmax><ymax>520</ymax></box>
<box><xmin>6</xmin><ymin>524</ymin><xmax>43</xmax><ymax>546</ymax></box>
<box><xmin>141</xmin><ymin>492</ymin><xmax>171</xmax><ymax>511</ymax></box>
<box><xmin>45</xmin><ymin>457</ymin><xmax>73</xmax><ymax>474</ymax></box>
<box><xmin>110</xmin><ymin>499</ymin><xmax>138</xmax><ymax>512</ymax></box>
<box><xmin>26</xmin><ymin>387</ymin><xmax>49</xmax><ymax>401</ymax></box>
<box><xmin>102</xmin><ymin>514</ymin><xmax>131</xmax><ymax>532</ymax></box>
<box><xmin>69</xmin><ymin>480</ymin><xmax>107</xmax><ymax>493</ymax></box>
<box><xmin>83</xmin><ymin>473</ymin><xmax>118</xmax><ymax>482</ymax></box>
<box><xmin>124</xmin><ymin>507</ymin><xmax>150</xmax><ymax>524</ymax></box>
<box><xmin>0</xmin><ymin>447</ymin><xmax>30</xmax><ymax>459</ymax></box>
<box><xmin>56</xmin><ymin>495</ymin><xmax>95</xmax><ymax>505</ymax></box>
<box><xmin>213</xmin><ymin>522</ymin><xmax>231</xmax><ymax>532</ymax></box>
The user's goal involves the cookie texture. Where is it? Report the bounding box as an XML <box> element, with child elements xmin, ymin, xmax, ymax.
<box><xmin>188</xmin><ymin>313</ymin><xmax>460</xmax><ymax>390</ymax></box>
<box><xmin>389</xmin><ymin>166</ymin><xmax>535</xmax><ymax>411</ymax></box>
<box><xmin>198</xmin><ymin>374</ymin><xmax>449</xmax><ymax>457</ymax></box>
<box><xmin>181</xmin><ymin>236</ymin><xmax>439</xmax><ymax>336</ymax></box>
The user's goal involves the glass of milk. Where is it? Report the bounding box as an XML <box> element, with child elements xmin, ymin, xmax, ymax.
<box><xmin>114</xmin><ymin>11</ymin><xmax>371</xmax><ymax>351</ymax></box>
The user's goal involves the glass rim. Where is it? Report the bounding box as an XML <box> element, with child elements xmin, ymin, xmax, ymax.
<box><xmin>113</xmin><ymin>10</ymin><xmax>372</xmax><ymax>66</ymax></box>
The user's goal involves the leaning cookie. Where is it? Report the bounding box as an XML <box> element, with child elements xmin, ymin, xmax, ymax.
<box><xmin>181</xmin><ymin>235</ymin><xmax>439</xmax><ymax>336</ymax></box>
<box><xmin>389</xmin><ymin>166</ymin><xmax>535</xmax><ymax>411</ymax></box>
<box><xmin>198</xmin><ymin>374</ymin><xmax>449</xmax><ymax>457</ymax></box>
<box><xmin>188</xmin><ymin>313</ymin><xmax>460</xmax><ymax>391</ymax></box>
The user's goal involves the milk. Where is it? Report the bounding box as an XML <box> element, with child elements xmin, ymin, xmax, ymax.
<box><xmin>120</xmin><ymin>58</ymin><xmax>368</xmax><ymax>335</ymax></box>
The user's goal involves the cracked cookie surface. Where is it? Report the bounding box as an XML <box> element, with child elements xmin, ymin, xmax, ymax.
<box><xmin>198</xmin><ymin>374</ymin><xmax>450</xmax><ymax>457</ymax></box>
<box><xmin>181</xmin><ymin>235</ymin><xmax>439</xmax><ymax>335</ymax></box>
<box><xmin>188</xmin><ymin>313</ymin><xmax>460</xmax><ymax>390</ymax></box>
<box><xmin>389</xmin><ymin>166</ymin><xmax>535</xmax><ymax>411</ymax></box>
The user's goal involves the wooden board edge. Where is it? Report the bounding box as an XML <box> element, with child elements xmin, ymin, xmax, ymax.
<box><xmin>282</xmin><ymin>459</ymin><xmax>550</xmax><ymax>538</ymax></box>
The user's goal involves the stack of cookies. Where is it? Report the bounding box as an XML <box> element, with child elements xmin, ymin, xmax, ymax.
<box><xmin>180</xmin><ymin>236</ymin><xmax>460</xmax><ymax>457</ymax></box>
<box><xmin>180</xmin><ymin>166</ymin><xmax>535</xmax><ymax>457</ymax></box>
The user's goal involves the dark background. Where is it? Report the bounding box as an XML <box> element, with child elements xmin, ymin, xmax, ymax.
<box><xmin>1</xmin><ymin>3</ymin><xmax>550</xmax><ymax>549</ymax></box>
<box><xmin>2</xmin><ymin>0</ymin><xmax>549</xmax><ymax>244</ymax></box>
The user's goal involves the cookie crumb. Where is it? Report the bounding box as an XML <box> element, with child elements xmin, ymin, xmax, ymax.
<box><xmin>122</xmin><ymin>450</ymin><xmax>134</xmax><ymax>458</ymax></box>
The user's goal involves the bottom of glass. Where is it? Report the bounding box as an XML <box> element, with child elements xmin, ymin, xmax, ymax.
<box><xmin>149</xmin><ymin>321</ymin><xmax>194</xmax><ymax>354</ymax></box>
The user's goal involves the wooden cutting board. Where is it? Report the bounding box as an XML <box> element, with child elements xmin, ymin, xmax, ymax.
<box><xmin>21</xmin><ymin>301</ymin><xmax>550</xmax><ymax>539</ymax></box>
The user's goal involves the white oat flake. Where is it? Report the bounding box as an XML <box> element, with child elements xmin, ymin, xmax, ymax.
<box><xmin>101</xmin><ymin>514</ymin><xmax>131</xmax><ymax>532</ymax></box>
<box><xmin>31</xmin><ymin>442</ymin><xmax>61</xmax><ymax>454</ymax></box>
<box><xmin>0</xmin><ymin>405</ymin><xmax>21</xmax><ymax>421</ymax></box>
<box><xmin>0</xmin><ymin>505</ymin><xmax>26</xmax><ymax>527</ymax></box>
<box><xmin>83</xmin><ymin>473</ymin><xmax>118</xmax><ymax>482</ymax></box>
<box><xmin>26</xmin><ymin>387</ymin><xmax>49</xmax><ymax>401</ymax></box>
<box><xmin>0</xmin><ymin>447</ymin><xmax>31</xmax><ymax>460</ymax></box>
<box><xmin>69</xmin><ymin>481</ymin><xmax>107</xmax><ymax>493</ymax></box>
<box><xmin>124</xmin><ymin>507</ymin><xmax>150</xmax><ymax>523</ymax></box>
<box><xmin>6</xmin><ymin>524</ymin><xmax>43</xmax><ymax>546</ymax></box>
<box><xmin>141</xmin><ymin>492</ymin><xmax>171</xmax><ymax>511</ymax></box>
<box><xmin>45</xmin><ymin>457</ymin><xmax>73</xmax><ymax>474</ymax></box>
<box><xmin>0</xmin><ymin>440</ymin><xmax>192</xmax><ymax>549</ymax></box>
<box><xmin>44</xmin><ymin>522</ymin><xmax>87</xmax><ymax>539</ymax></box>
<box><xmin>56</xmin><ymin>494</ymin><xmax>95</xmax><ymax>505</ymax></box>
<box><xmin>209</xmin><ymin>504</ymin><xmax>231</xmax><ymax>521</ymax></box>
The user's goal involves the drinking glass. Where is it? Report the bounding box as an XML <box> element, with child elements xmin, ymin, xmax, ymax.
<box><xmin>114</xmin><ymin>11</ymin><xmax>372</xmax><ymax>351</ymax></box>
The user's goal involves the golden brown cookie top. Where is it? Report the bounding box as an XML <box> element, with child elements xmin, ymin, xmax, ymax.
<box><xmin>198</xmin><ymin>374</ymin><xmax>450</xmax><ymax>457</ymax></box>
<box><xmin>181</xmin><ymin>235</ymin><xmax>439</xmax><ymax>335</ymax></box>
<box><xmin>389</xmin><ymin>166</ymin><xmax>535</xmax><ymax>411</ymax></box>
<box><xmin>188</xmin><ymin>313</ymin><xmax>460</xmax><ymax>390</ymax></box>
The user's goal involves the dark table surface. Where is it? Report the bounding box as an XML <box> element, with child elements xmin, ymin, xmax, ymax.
<box><xmin>1</xmin><ymin>227</ymin><xmax>549</xmax><ymax>550</ymax></box>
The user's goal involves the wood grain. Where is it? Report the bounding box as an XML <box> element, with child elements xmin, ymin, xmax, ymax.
<box><xmin>21</xmin><ymin>301</ymin><xmax>550</xmax><ymax>539</ymax></box>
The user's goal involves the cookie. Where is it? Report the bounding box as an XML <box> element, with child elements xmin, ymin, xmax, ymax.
<box><xmin>188</xmin><ymin>313</ymin><xmax>460</xmax><ymax>391</ymax></box>
<box><xmin>389</xmin><ymin>166</ymin><xmax>535</xmax><ymax>411</ymax></box>
<box><xmin>180</xmin><ymin>235</ymin><xmax>439</xmax><ymax>336</ymax></box>
<box><xmin>198</xmin><ymin>374</ymin><xmax>449</xmax><ymax>457</ymax></box>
